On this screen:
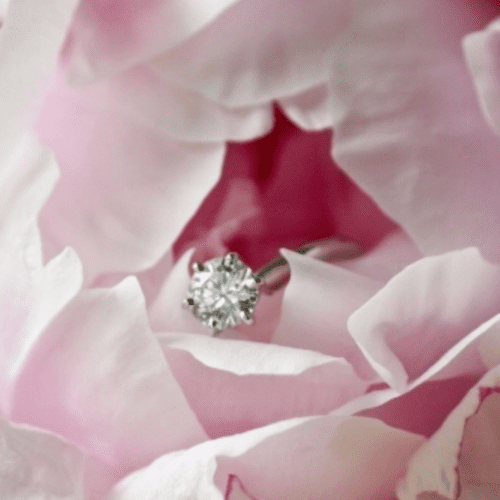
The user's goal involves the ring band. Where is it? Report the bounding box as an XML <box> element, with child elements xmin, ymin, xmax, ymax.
<box><xmin>184</xmin><ymin>237</ymin><xmax>361</xmax><ymax>334</ymax></box>
<box><xmin>255</xmin><ymin>237</ymin><xmax>361</xmax><ymax>294</ymax></box>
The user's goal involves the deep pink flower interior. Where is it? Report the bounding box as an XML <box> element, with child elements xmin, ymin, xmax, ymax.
<box><xmin>174</xmin><ymin>106</ymin><xmax>398</xmax><ymax>270</ymax></box>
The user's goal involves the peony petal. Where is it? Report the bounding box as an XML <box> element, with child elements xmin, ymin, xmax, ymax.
<box><xmin>329</xmin><ymin>0</ymin><xmax>500</xmax><ymax>263</ymax></box>
<box><xmin>336</xmin><ymin>229</ymin><xmax>423</xmax><ymax>283</ymax></box>
<box><xmin>96</xmin><ymin>66</ymin><xmax>274</xmax><ymax>142</ymax></box>
<box><xmin>268</xmin><ymin>232</ymin><xmax>419</xmax><ymax>358</ymax></box>
<box><xmin>0</xmin><ymin>134</ymin><xmax>57</xmax><ymax>259</ymax></box>
<box><xmin>11</xmin><ymin>276</ymin><xmax>207</xmax><ymax>481</ymax></box>
<box><xmin>463</xmin><ymin>17</ymin><xmax>500</xmax><ymax>136</ymax></box>
<box><xmin>397</xmin><ymin>364</ymin><xmax>500</xmax><ymax>500</ymax></box>
<box><xmin>457</xmin><ymin>390</ymin><xmax>500</xmax><ymax>499</ymax></box>
<box><xmin>272</xmin><ymin>249</ymin><xmax>384</xmax><ymax>379</ymax></box>
<box><xmin>150</xmin><ymin>0</ymin><xmax>351</xmax><ymax>106</ymax></box>
<box><xmin>359</xmin><ymin>376</ymin><xmax>480</xmax><ymax>441</ymax></box>
<box><xmin>0</xmin><ymin>418</ymin><xmax>85</xmax><ymax>499</ymax></box>
<box><xmin>333</xmin><ymin>315</ymin><xmax>500</xmax><ymax>436</ymax></box>
<box><xmin>3</xmin><ymin>247</ymin><xmax>83</xmax><ymax>408</ymax></box>
<box><xmin>0</xmin><ymin>136</ymin><xmax>83</xmax><ymax>413</ymax></box>
<box><xmin>348</xmin><ymin>248</ymin><xmax>500</xmax><ymax>391</ymax></box>
<box><xmin>108</xmin><ymin>418</ymin><xmax>308</xmax><ymax>500</ymax></box>
<box><xmin>0</xmin><ymin>0</ymin><xmax>79</xmax><ymax>160</ymax></box>
<box><xmin>160</xmin><ymin>333</ymin><xmax>368</xmax><ymax>437</ymax></box>
<box><xmin>159</xmin><ymin>331</ymin><xmax>337</xmax><ymax>375</ymax></box>
<box><xmin>36</xmin><ymin>71</ymin><xmax>224</xmax><ymax>282</ymax></box>
<box><xmin>225</xmin><ymin>475</ymin><xmax>259</xmax><ymax>500</ymax></box>
<box><xmin>135</xmin><ymin>248</ymin><xmax>175</xmax><ymax>306</ymax></box>
<box><xmin>109</xmin><ymin>415</ymin><xmax>424</xmax><ymax>500</ymax></box>
<box><xmin>63</xmin><ymin>0</ymin><xmax>240</xmax><ymax>83</ymax></box>
<box><xmin>279</xmin><ymin>83</ymin><xmax>334</xmax><ymax>131</ymax></box>
<box><xmin>215</xmin><ymin>416</ymin><xmax>424</xmax><ymax>500</ymax></box>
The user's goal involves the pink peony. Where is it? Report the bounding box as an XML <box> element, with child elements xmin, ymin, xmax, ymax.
<box><xmin>2</xmin><ymin>0</ymin><xmax>500</xmax><ymax>499</ymax></box>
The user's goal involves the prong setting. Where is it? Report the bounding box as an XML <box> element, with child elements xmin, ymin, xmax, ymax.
<box><xmin>185</xmin><ymin>253</ymin><xmax>260</xmax><ymax>332</ymax></box>
<box><xmin>192</xmin><ymin>262</ymin><xmax>205</xmax><ymax>273</ymax></box>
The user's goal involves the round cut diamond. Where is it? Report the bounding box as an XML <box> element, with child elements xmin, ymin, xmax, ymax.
<box><xmin>185</xmin><ymin>253</ymin><xmax>260</xmax><ymax>331</ymax></box>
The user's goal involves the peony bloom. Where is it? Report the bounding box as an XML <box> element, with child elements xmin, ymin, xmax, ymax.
<box><xmin>2</xmin><ymin>0</ymin><xmax>500</xmax><ymax>499</ymax></box>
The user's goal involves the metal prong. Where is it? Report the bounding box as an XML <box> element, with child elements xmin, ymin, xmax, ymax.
<box><xmin>183</xmin><ymin>297</ymin><xmax>194</xmax><ymax>309</ymax></box>
<box><xmin>192</xmin><ymin>262</ymin><xmax>205</xmax><ymax>273</ymax></box>
<box><xmin>241</xmin><ymin>315</ymin><xmax>254</xmax><ymax>326</ymax></box>
<box><xmin>223</xmin><ymin>252</ymin><xmax>238</xmax><ymax>268</ymax></box>
<box><xmin>240</xmin><ymin>308</ymin><xmax>254</xmax><ymax>325</ymax></box>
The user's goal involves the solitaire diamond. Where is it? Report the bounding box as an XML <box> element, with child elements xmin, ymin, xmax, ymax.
<box><xmin>184</xmin><ymin>253</ymin><xmax>260</xmax><ymax>331</ymax></box>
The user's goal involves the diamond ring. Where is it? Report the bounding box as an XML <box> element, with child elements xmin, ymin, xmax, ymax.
<box><xmin>183</xmin><ymin>238</ymin><xmax>361</xmax><ymax>334</ymax></box>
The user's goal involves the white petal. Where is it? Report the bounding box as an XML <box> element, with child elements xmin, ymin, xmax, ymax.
<box><xmin>150</xmin><ymin>0</ymin><xmax>351</xmax><ymax>106</ymax></box>
<box><xmin>0</xmin><ymin>0</ymin><xmax>79</xmax><ymax>159</ymax></box>
<box><xmin>0</xmin><ymin>419</ymin><xmax>85</xmax><ymax>499</ymax></box>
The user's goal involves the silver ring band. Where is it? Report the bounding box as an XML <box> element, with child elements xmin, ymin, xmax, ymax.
<box><xmin>255</xmin><ymin>237</ymin><xmax>361</xmax><ymax>294</ymax></box>
<box><xmin>184</xmin><ymin>237</ymin><xmax>361</xmax><ymax>333</ymax></box>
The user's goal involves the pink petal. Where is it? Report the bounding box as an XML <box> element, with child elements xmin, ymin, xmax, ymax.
<box><xmin>161</xmin><ymin>332</ymin><xmax>338</xmax><ymax>375</ymax></box>
<box><xmin>457</xmin><ymin>389</ymin><xmax>500</xmax><ymax>499</ymax></box>
<box><xmin>109</xmin><ymin>415</ymin><xmax>424</xmax><ymax>500</ymax></box>
<box><xmin>36</xmin><ymin>71</ymin><xmax>224</xmax><ymax>282</ymax></box>
<box><xmin>272</xmin><ymin>249</ymin><xmax>385</xmax><ymax>380</ymax></box>
<box><xmin>63</xmin><ymin>0</ymin><xmax>240</xmax><ymax>83</ymax></box>
<box><xmin>336</xmin><ymin>229</ymin><xmax>423</xmax><ymax>282</ymax></box>
<box><xmin>397</xmin><ymin>364</ymin><xmax>500</xmax><ymax>500</ymax></box>
<box><xmin>109</xmin><ymin>418</ymin><xmax>308</xmax><ymax>500</ymax></box>
<box><xmin>0</xmin><ymin>0</ymin><xmax>79</xmax><ymax>160</ymax></box>
<box><xmin>150</xmin><ymin>0</ymin><xmax>351</xmax><ymax>106</ymax></box>
<box><xmin>71</xmin><ymin>65</ymin><xmax>274</xmax><ymax>142</ymax></box>
<box><xmin>359</xmin><ymin>376</ymin><xmax>479</xmax><ymax>440</ymax></box>
<box><xmin>160</xmin><ymin>333</ymin><xmax>368</xmax><ymax>437</ymax></box>
<box><xmin>348</xmin><ymin>248</ymin><xmax>500</xmax><ymax>391</ymax></box>
<box><xmin>225</xmin><ymin>475</ymin><xmax>260</xmax><ymax>500</ymax></box>
<box><xmin>0</xmin><ymin>418</ymin><xmax>85</xmax><ymax>498</ymax></box>
<box><xmin>330</xmin><ymin>0</ymin><xmax>500</xmax><ymax>263</ymax></box>
<box><xmin>10</xmin><ymin>277</ymin><xmax>207</xmax><ymax>483</ymax></box>
<box><xmin>135</xmin><ymin>248</ymin><xmax>174</xmax><ymax>306</ymax></box>
<box><xmin>0</xmin><ymin>134</ymin><xmax>57</xmax><ymax>257</ymax></box>
<box><xmin>336</xmin><ymin>314</ymin><xmax>500</xmax><ymax>435</ymax></box>
<box><xmin>0</xmin><ymin>136</ymin><xmax>83</xmax><ymax>413</ymax></box>
<box><xmin>270</xmin><ymin>232</ymin><xmax>420</xmax><ymax>373</ymax></box>
<box><xmin>279</xmin><ymin>84</ymin><xmax>334</xmax><ymax>131</ymax></box>
<box><xmin>215</xmin><ymin>417</ymin><xmax>423</xmax><ymax>500</ymax></box>
<box><xmin>463</xmin><ymin>17</ymin><xmax>500</xmax><ymax>136</ymax></box>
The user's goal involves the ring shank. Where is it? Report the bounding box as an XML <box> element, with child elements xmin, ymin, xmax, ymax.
<box><xmin>256</xmin><ymin>237</ymin><xmax>362</xmax><ymax>294</ymax></box>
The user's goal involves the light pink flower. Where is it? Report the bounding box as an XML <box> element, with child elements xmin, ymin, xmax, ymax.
<box><xmin>2</xmin><ymin>0</ymin><xmax>500</xmax><ymax>499</ymax></box>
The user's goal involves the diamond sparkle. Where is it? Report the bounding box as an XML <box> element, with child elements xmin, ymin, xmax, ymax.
<box><xmin>184</xmin><ymin>253</ymin><xmax>260</xmax><ymax>331</ymax></box>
